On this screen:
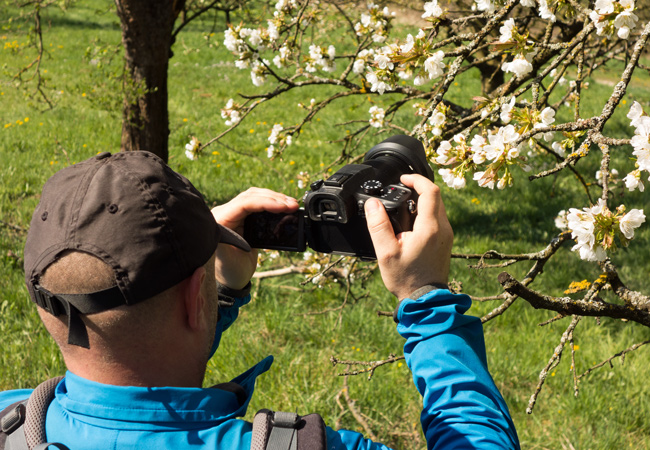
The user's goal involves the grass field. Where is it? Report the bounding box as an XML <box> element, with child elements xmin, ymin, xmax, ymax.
<box><xmin>2</xmin><ymin>2</ymin><xmax>650</xmax><ymax>449</ymax></box>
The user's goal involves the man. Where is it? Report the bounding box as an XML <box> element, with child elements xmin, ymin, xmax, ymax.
<box><xmin>0</xmin><ymin>150</ymin><xmax>520</xmax><ymax>449</ymax></box>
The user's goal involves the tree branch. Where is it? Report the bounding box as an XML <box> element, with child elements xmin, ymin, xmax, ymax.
<box><xmin>498</xmin><ymin>272</ymin><xmax>650</xmax><ymax>327</ymax></box>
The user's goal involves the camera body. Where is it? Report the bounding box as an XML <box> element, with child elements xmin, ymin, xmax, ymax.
<box><xmin>243</xmin><ymin>135</ymin><xmax>434</xmax><ymax>259</ymax></box>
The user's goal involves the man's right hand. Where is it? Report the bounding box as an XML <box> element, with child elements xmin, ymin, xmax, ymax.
<box><xmin>364</xmin><ymin>174</ymin><xmax>453</xmax><ymax>301</ymax></box>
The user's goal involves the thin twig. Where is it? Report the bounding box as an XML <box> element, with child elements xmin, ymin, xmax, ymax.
<box><xmin>527</xmin><ymin>316</ymin><xmax>581</xmax><ymax>414</ymax></box>
<box><xmin>331</xmin><ymin>354</ymin><xmax>405</xmax><ymax>380</ymax></box>
<box><xmin>577</xmin><ymin>340</ymin><xmax>650</xmax><ymax>381</ymax></box>
<box><xmin>253</xmin><ymin>265</ymin><xmax>304</xmax><ymax>279</ymax></box>
<box><xmin>341</xmin><ymin>373</ymin><xmax>378</xmax><ymax>441</ymax></box>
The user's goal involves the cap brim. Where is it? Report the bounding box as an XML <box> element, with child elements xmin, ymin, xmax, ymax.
<box><xmin>217</xmin><ymin>224</ymin><xmax>251</xmax><ymax>252</ymax></box>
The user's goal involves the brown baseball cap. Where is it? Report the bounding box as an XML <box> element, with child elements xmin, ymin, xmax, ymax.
<box><xmin>24</xmin><ymin>151</ymin><xmax>250</xmax><ymax>348</ymax></box>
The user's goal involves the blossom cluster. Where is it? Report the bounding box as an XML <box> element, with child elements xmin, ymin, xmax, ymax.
<box><xmin>422</xmin><ymin>1</ymin><xmax>443</xmax><ymax>20</ymax></box>
<box><xmin>223</xmin><ymin>0</ymin><xmax>303</xmax><ymax>85</ymax></box>
<box><xmin>306</xmin><ymin>45</ymin><xmax>336</xmax><ymax>73</ymax></box>
<box><xmin>496</xmin><ymin>17</ymin><xmax>537</xmax><ymax>78</ymax></box>
<box><xmin>223</xmin><ymin>2</ymin><xmax>448</xmax><ymax>98</ymax></box>
<box><xmin>221</xmin><ymin>99</ymin><xmax>242</xmax><ymax>127</ymax></box>
<box><xmin>368</xmin><ymin>105</ymin><xmax>385</xmax><ymax>128</ymax></box>
<box><xmin>354</xmin><ymin>27</ymin><xmax>446</xmax><ymax>95</ymax></box>
<box><xmin>624</xmin><ymin>101</ymin><xmax>650</xmax><ymax>192</ymax></box>
<box><xmin>434</xmin><ymin>103</ymin><xmax>560</xmax><ymax>190</ymax></box>
<box><xmin>185</xmin><ymin>136</ymin><xmax>201</xmax><ymax>160</ymax></box>
<box><xmin>296</xmin><ymin>171</ymin><xmax>310</xmax><ymax>189</ymax></box>
<box><xmin>411</xmin><ymin>102</ymin><xmax>449</xmax><ymax>145</ymax></box>
<box><xmin>563</xmin><ymin>199</ymin><xmax>645</xmax><ymax>262</ymax></box>
<box><xmin>590</xmin><ymin>0</ymin><xmax>638</xmax><ymax>40</ymax></box>
<box><xmin>267</xmin><ymin>123</ymin><xmax>292</xmax><ymax>159</ymax></box>
<box><xmin>354</xmin><ymin>3</ymin><xmax>394</xmax><ymax>44</ymax></box>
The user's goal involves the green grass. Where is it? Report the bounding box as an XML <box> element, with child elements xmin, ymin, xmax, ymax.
<box><xmin>2</xmin><ymin>2</ymin><xmax>650</xmax><ymax>449</ymax></box>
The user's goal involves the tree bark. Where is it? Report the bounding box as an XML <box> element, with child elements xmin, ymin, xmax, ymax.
<box><xmin>114</xmin><ymin>0</ymin><xmax>184</xmax><ymax>162</ymax></box>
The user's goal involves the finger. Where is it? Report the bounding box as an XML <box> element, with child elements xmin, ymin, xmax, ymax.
<box><xmin>212</xmin><ymin>188</ymin><xmax>299</xmax><ymax>227</ymax></box>
<box><xmin>400</xmin><ymin>174</ymin><xmax>446</xmax><ymax>234</ymax></box>
<box><xmin>364</xmin><ymin>198</ymin><xmax>398</xmax><ymax>259</ymax></box>
<box><xmin>235</xmin><ymin>187</ymin><xmax>299</xmax><ymax>212</ymax></box>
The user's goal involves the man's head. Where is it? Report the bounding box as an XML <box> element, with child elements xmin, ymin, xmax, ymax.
<box><xmin>37</xmin><ymin>248</ymin><xmax>219</xmax><ymax>387</ymax></box>
<box><xmin>24</xmin><ymin>151</ymin><xmax>250</xmax><ymax>350</ymax></box>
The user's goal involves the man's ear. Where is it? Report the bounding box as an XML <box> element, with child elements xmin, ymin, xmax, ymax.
<box><xmin>183</xmin><ymin>266</ymin><xmax>207</xmax><ymax>331</ymax></box>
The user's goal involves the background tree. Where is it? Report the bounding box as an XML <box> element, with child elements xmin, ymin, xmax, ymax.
<box><xmin>4</xmin><ymin>0</ymin><xmax>243</xmax><ymax>162</ymax></box>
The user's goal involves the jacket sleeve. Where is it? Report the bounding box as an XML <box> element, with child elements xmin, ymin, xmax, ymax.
<box><xmin>218</xmin><ymin>293</ymin><xmax>251</xmax><ymax>333</ymax></box>
<box><xmin>395</xmin><ymin>288</ymin><xmax>520</xmax><ymax>450</ymax></box>
<box><xmin>0</xmin><ymin>390</ymin><xmax>32</xmax><ymax>411</ymax></box>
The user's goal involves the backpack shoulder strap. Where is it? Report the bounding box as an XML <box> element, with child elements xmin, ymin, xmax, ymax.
<box><xmin>251</xmin><ymin>409</ymin><xmax>327</xmax><ymax>450</ymax></box>
<box><xmin>0</xmin><ymin>377</ymin><xmax>67</xmax><ymax>450</ymax></box>
<box><xmin>1</xmin><ymin>401</ymin><xmax>27</xmax><ymax>450</ymax></box>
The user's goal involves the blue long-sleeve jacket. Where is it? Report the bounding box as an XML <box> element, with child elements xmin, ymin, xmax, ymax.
<box><xmin>0</xmin><ymin>288</ymin><xmax>519</xmax><ymax>449</ymax></box>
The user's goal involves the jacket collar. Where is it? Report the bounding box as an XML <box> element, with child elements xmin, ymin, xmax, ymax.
<box><xmin>53</xmin><ymin>356</ymin><xmax>273</xmax><ymax>429</ymax></box>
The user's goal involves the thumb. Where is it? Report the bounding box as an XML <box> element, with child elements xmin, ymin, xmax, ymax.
<box><xmin>364</xmin><ymin>198</ymin><xmax>397</xmax><ymax>255</ymax></box>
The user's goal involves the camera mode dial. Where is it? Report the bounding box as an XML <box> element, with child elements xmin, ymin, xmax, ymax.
<box><xmin>361</xmin><ymin>179</ymin><xmax>383</xmax><ymax>196</ymax></box>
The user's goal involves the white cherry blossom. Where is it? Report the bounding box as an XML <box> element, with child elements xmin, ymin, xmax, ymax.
<box><xmin>250</xmin><ymin>59</ymin><xmax>269</xmax><ymax>86</ymax></box>
<box><xmin>590</xmin><ymin>11</ymin><xmax>608</xmax><ymax>35</ymax></box>
<box><xmin>484</xmin><ymin>125</ymin><xmax>520</xmax><ymax>161</ymax></box>
<box><xmin>631</xmin><ymin>116</ymin><xmax>650</xmax><ymax>172</ymax></box>
<box><xmin>627</xmin><ymin>101</ymin><xmax>644</xmax><ymax>127</ymax></box>
<box><xmin>554</xmin><ymin>210</ymin><xmax>568</xmax><ymax>230</ymax></box>
<box><xmin>400</xmin><ymin>34</ymin><xmax>415</xmax><ymax>54</ymax></box>
<box><xmin>365</xmin><ymin>70</ymin><xmax>392</xmax><ymax>95</ymax></box>
<box><xmin>624</xmin><ymin>170</ymin><xmax>645</xmax><ymax>192</ymax></box>
<box><xmin>567</xmin><ymin>206</ymin><xmax>603</xmax><ymax>261</ymax></box>
<box><xmin>368</xmin><ymin>106</ymin><xmax>385</xmax><ymax>128</ymax></box>
<box><xmin>475</xmin><ymin>0</ymin><xmax>495</xmax><ymax>13</ymax></box>
<box><xmin>221</xmin><ymin>99</ymin><xmax>242</xmax><ymax>126</ymax></box>
<box><xmin>595</xmin><ymin>0</ymin><xmax>615</xmax><ymax>14</ymax></box>
<box><xmin>185</xmin><ymin>137</ymin><xmax>200</xmax><ymax>161</ymax></box>
<box><xmin>424</xmin><ymin>51</ymin><xmax>445</xmax><ymax>80</ymax></box>
<box><xmin>374</xmin><ymin>51</ymin><xmax>393</xmax><ymax>70</ymax></box>
<box><xmin>439</xmin><ymin>168</ymin><xmax>466</xmax><ymax>189</ymax></box>
<box><xmin>473</xmin><ymin>171</ymin><xmax>495</xmax><ymax>189</ymax></box>
<box><xmin>267</xmin><ymin>21</ymin><xmax>279</xmax><ymax>41</ymax></box>
<box><xmin>551</xmin><ymin>141</ymin><xmax>565</xmax><ymax>156</ymax></box>
<box><xmin>471</xmin><ymin>134</ymin><xmax>487</xmax><ymax>164</ymax></box>
<box><xmin>435</xmin><ymin>140</ymin><xmax>452</xmax><ymax>164</ymax></box>
<box><xmin>614</xmin><ymin>10</ymin><xmax>638</xmax><ymax>39</ymax></box>
<box><xmin>502</xmin><ymin>54</ymin><xmax>533</xmax><ymax>78</ymax></box>
<box><xmin>499</xmin><ymin>18</ymin><xmax>516</xmax><ymax>43</ymax></box>
<box><xmin>534</xmin><ymin>107</ymin><xmax>556</xmax><ymax>141</ymax></box>
<box><xmin>620</xmin><ymin>209</ymin><xmax>646</xmax><ymax>239</ymax></box>
<box><xmin>422</xmin><ymin>1</ymin><xmax>443</xmax><ymax>19</ymax></box>
<box><xmin>500</xmin><ymin>97</ymin><xmax>516</xmax><ymax>123</ymax></box>
<box><xmin>538</xmin><ymin>0</ymin><xmax>556</xmax><ymax>22</ymax></box>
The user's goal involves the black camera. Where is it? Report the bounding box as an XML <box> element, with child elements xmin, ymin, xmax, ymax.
<box><xmin>243</xmin><ymin>135</ymin><xmax>434</xmax><ymax>259</ymax></box>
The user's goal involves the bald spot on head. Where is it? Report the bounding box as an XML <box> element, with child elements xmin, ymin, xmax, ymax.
<box><xmin>38</xmin><ymin>250</ymin><xmax>180</xmax><ymax>357</ymax></box>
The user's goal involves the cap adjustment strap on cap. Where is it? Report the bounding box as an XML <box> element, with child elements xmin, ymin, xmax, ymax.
<box><xmin>32</xmin><ymin>284</ymin><xmax>125</xmax><ymax>349</ymax></box>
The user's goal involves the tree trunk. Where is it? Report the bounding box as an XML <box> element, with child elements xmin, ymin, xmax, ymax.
<box><xmin>114</xmin><ymin>0</ymin><xmax>182</xmax><ymax>163</ymax></box>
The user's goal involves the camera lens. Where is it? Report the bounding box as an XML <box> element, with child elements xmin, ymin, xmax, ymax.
<box><xmin>363</xmin><ymin>135</ymin><xmax>435</xmax><ymax>182</ymax></box>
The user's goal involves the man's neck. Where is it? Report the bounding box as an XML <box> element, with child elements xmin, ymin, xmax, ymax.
<box><xmin>62</xmin><ymin>347</ymin><xmax>207</xmax><ymax>387</ymax></box>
